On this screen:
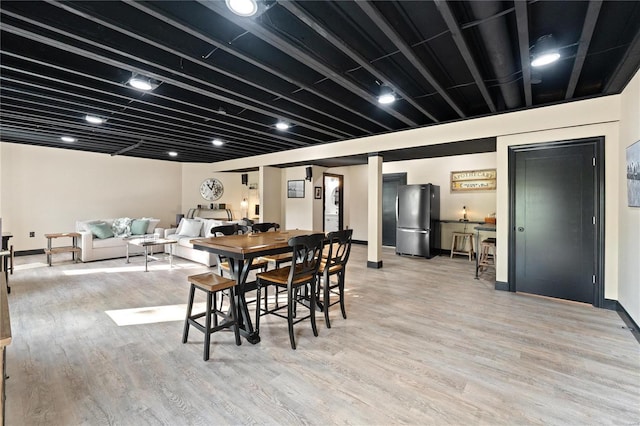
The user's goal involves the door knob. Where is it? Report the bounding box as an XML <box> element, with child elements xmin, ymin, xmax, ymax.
<box><xmin>518</xmin><ymin>227</ymin><xmax>525</xmax><ymax>232</ymax></box>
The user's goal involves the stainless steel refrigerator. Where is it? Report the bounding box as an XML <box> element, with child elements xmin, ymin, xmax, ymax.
<box><xmin>396</xmin><ymin>184</ymin><xmax>440</xmax><ymax>258</ymax></box>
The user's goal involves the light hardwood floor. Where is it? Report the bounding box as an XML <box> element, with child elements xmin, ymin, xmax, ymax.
<box><xmin>4</xmin><ymin>246</ymin><xmax>639</xmax><ymax>425</ymax></box>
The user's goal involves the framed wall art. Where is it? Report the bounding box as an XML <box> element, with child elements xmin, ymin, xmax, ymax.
<box><xmin>627</xmin><ymin>140</ymin><xmax>640</xmax><ymax>207</ymax></box>
<box><xmin>451</xmin><ymin>169</ymin><xmax>497</xmax><ymax>192</ymax></box>
<box><xmin>287</xmin><ymin>180</ymin><xmax>305</xmax><ymax>198</ymax></box>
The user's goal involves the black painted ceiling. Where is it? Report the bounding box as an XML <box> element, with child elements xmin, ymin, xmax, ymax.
<box><xmin>1</xmin><ymin>1</ymin><xmax>639</xmax><ymax>164</ymax></box>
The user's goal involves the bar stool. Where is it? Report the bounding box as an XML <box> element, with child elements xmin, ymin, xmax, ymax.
<box><xmin>182</xmin><ymin>272</ymin><xmax>241</xmax><ymax>361</ymax></box>
<box><xmin>451</xmin><ymin>232</ymin><xmax>475</xmax><ymax>260</ymax></box>
<box><xmin>478</xmin><ymin>238</ymin><xmax>496</xmax><ymax>272</ymax></box>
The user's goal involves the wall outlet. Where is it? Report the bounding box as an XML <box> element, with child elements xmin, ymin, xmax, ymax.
<box><xmin>29</xmin><ymin>231</ymin><xmax>35</xmax><ymax>237</ymax></box>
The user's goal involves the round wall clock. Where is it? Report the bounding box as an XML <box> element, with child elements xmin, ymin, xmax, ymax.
<box><xmin>200</xmin><ymin>177</ymin><xmax>224</xmax><ymax>201</ymax></box>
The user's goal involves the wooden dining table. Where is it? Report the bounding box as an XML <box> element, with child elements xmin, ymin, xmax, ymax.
<box><xmin>191</xmin><ymin>229</ymin><xmax>320</xmax><ymax>344</ymax></box>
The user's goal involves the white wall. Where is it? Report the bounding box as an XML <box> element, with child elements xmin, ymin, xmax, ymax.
<box><xmin>0</xmin><ymin>143</ymin><xmax>182</xmax><ymax>250</ymax></box>
<box><xmin>260</xmin><ymin>166</ymin><xmax>283</xmax><ymax>224</ymax></box>
<box><xmin>284</xmin><ymin>166</ymin><xmax>314</xmax><ymax>229</ymax></box>
<box><xmin>180</xmin><ymin>164</ymin><xmax>257</xmax><ymax>220</ymax></box>
<box><xmin>618</xmin><ymin>70</ymin><xmax>640</xmax><ymax>324</ymax></box>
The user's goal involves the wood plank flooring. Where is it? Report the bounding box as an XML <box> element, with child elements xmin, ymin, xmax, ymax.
<box><xmin>4</xmin><ymin>247</ymin><xmax>639</xmax><ymax>425</ymax></box>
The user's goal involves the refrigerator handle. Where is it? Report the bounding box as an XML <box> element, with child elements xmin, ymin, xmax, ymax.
<box><xmin>395</xmin><ymin>196</ymin><xmax>398</xmax><ymax>222</ymax></box>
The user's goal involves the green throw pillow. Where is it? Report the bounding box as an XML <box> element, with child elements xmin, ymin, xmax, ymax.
<box><xmin>89</xmin><ymin>222</ymin><xmax>114</xmax><ymax>239</ymax></box>
<box><xmin>130</xmin><ymin>219</ymin><xmax>150</xmax><ymax>235</ymax></box>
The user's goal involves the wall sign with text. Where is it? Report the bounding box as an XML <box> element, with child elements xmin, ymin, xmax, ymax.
<box><xmin>450</xmin><ymin>169</ymin><xmax>497</xmax><ymax>192</ymax></box>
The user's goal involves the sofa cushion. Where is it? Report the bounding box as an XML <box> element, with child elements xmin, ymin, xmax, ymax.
<box><xmin>178</xmin><ymin>219</ymin><xmax>202</xmax><ymax>237</ymax></box>
<box><xmin>141</xmin><ymin>217</ymin><xmax>161</xmax><ymax>234</ymax></box>
<box><xmin>77</xmin><ymin>219</ymin><xmax>106</xmax><ymax>233</ymax></box>
<box><xmin>92</xmin><ymin>237</ymin><xmax>125</xmax><ymax>248</ymax></box>
<box><xmin>112</xmin><ymin>217</ymin><xmax>132</xmax><ymax>237</ymax></box>
<box><xmin>130</xmin><ymin>219</ymin><xmax>150</xmax><ymax>235</ymax></box>
<box><xmin>165</xmin><ymin>234</ymin><xmax>194</xmax><ymax>248</ymax></box>
<box><xmin>89</xmin><ymin>222</ymin><xmax>114</xmax><ymax>239</ymax></box>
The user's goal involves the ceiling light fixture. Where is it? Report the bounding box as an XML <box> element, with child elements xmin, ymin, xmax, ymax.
<box><xmin>60</xmin><ymin>136</ymin><xmax>76</xmax><ymax>143</ymax></box>
<box><xmin>377</xmin><ymin>85</ymin><xmax>396</xmax><ymax>104</ymax></box>
<box><xmin>128</xmin><ymin>75</ymin><xmax>159</xmax><ymax>91</ymax></box>
<box><xmin>168</xmin><ymin>151</ymin><xmax>178</xmax><ymax>157</ymax></box>
<box><xmin>530</xmin><ymin>34</ymin><xmax>560</xmax><ymax>68</ymax></box>
<box><xmin>212</xmin><ymin>138</ymin><xmax>224</xmax><ymax>146</ymax></box>
<box><xmin>85</xmin><ymin>115</ymin><xmax>104</xmax><ymax>124</ymax></box>
<box><xmin>226</xmin><ymin>0</ymin><xmax>258</xmax><ymax>17</ymax></box>
<box><xmin>275</xmin><ymin>121</ymin><xmax>289</xmax><ymax>130</ymax></box>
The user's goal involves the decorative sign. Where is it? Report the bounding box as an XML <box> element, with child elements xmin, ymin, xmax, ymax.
<box><xmin>451</xmin><ymin>169</ymin><xmax>496</xmax><ymax>192</ymax></box>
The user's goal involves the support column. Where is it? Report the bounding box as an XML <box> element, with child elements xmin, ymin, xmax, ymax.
<box><xmin>367</xmin><ymin>155</ymin><xmax>383</xmax><ymax>268</ymax></box>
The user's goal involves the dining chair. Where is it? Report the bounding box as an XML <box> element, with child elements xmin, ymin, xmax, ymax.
<box><xmin>251</xmin><ymin>222</ymin><xmax>279</xmax><ymax>233</ymax></box>
<box><xmin>209</xmin><ymin>224</ymin><xmax>268</xmax><ymax>277</ymax></box>
<box><xmin>255</xmin><ymin>233</ymin><xmax>325</xmax><ymax>349</ymax></box>
<box><xmin>182</xmin><ymin>272</ymin><xmax>241</xmax><ymax>361</ymax></box>
<box><xmin>317</xmin><ymin>229</ymin><xmax>353</xmax><ymax>328</ymax></box>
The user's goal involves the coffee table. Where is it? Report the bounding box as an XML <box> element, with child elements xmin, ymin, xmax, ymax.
<box><xmin>126</xmin><ymin>237</ymin><xmax>176</xmax><ymax>272</ymax></box>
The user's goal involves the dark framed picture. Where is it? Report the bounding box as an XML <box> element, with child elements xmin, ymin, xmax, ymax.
<box><xmin>287</xmin><ymin>180</ymin><xmax>305</xmax><ymax>198</ymax></box>
<box><xmin>314</xmin><ymin>186</ymin><xmax>322</xmax><ymax>199</ymax></box>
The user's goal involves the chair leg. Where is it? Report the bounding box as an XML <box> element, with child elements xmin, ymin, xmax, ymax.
<box><xmin>310</xmin><ymin>281</ymin><xmax>318</xmax><ymax>337</ymax></box>
<box><xmin>228</xmin><ymin>286</ymin><xmax>241</xmax><ymax>346</ymax></box>
<box><xmin>182</xmin><ymin>284</ymin><xmax>195</xmax><ymax>343</ymax></box>
<box><xmin>287</xmin><ymin>285</ymin><xmax>296</xmax><ymax>350</ymax></box>
<box><xmin>204</xmin><ymin>291</ymin><xmax>212</xmax><ymax>361</ymax></box>
<box><xmin>339</xmin><ymin>272</ymin><xmax>347</xmax><ymax>319</ymax></box>
<box><xmin>255</xmin><ymin>281</ymin><xmax>262</xmax><ymax>333</ymax></box>
<box><xmin>323</xmin><ymin>273</ymin><xmax>331</xmax><ymax>328</ymax></box>
<box><xmin>9</xmin><ymin>245</ymin><xmax>14</xmax><ymax>275</ymax></box>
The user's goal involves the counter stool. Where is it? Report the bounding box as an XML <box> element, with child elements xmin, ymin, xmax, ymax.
<box><xmin>182</xmin><ymin>272</ymin><xmax>241</xmax><ymax>361</ymax></box>
<box><xmin>451</xmin><ymin>232</ymin><xmax>475</xmax><ymax>261</ymax></box>
<box><xmin>478</xmin><ymin>238</ymin><xmax>496</xmax><ymax>272</ymax></box>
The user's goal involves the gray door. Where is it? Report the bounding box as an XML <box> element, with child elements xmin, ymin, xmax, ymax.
<box><xmin>382</xmin><ymin>173</ymin><xmax>407</xmax><ymax>246</ymax></box>
<box><xmin>512</xmin><ymin>141</ymin><xmax>599</xmax><ymax>304</ymax></box>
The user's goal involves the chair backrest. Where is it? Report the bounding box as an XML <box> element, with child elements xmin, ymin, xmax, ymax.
<box><xmin>209</xmin><ymin>224</ymin><xmax>241</xmax><ymax>237</ymax></box>
<box><xmin>288</xmin><ymin>233</ymin><xmax>325</xmax><ymax>284</ymax></box>
<box><xmin>324</xmin><ymin>229</ymin><xmax>353</xmax><ymax>271</ymax></box>
<box><xmin>251</xmin><ymin>222</ymin><xmax>280</xmax><ymax>233</ymax></box>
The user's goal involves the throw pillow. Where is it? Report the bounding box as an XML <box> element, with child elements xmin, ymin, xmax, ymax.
<box><xmin>141</xmin><ymin>217</ymin><xmax>161</xmax><ymax>233</ymax></box>
<box><xmin>112</xmin><ymin>217</ymin><xmax>132</xmax><ymax>237</ymax></box>
<box><xmin>89</xmin><ymin>222</ymin><xmax>114</xmax><ymax>239</ymax></box>
<box><xmin>178</xmin><ymin>219</ymin><xmax>203</xmax><ymax>237</ymax></box>
<box><xmin>130</xmin><ymin>219</ymin><xmax>150</xmax><ymax>235</ymax></box>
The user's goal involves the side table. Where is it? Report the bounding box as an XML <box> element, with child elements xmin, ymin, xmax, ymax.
<box><xmin>44</xmin><ymin>233</ymin><xmax>81</xmax><ymax>266</ymax></box>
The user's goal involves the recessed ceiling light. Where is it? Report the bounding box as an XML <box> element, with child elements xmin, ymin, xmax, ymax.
<box><xmin>377</xmin><ymin>84</ymin><xmax>396</xmax><ymax>104</ymax></box>
<box><xmin>168</xmin><ymin>151</ymin><xmax>178</xmax><ymax>157</ymax></box>
<box><xmin>60</xmin><ymin>136</ymin><xmax>76</xmax><ymax>143</ymax></box>
<box><xmin>378</xmin><ymin>93</ymin><xmax>396</xmax><ymax>104</ymax></box>
<box><xmin>275</xmin><ymin>121</ymin><xmax>289</xmax><ymax>130</ymax></box>
<box><xmin>530</xmin><ymin>34</ymin><xmax>560</xmax><ymax>68</ymax></box>
<box><xmin>212</xmin><ymin>139</ymin><xmax>224</xmax><ymax>146</ymax></box>
<box><xmin>226</xmin><ymin>0</ymin><xmax>258</xmax><ymax>17</ymax></box>
<box><xmin>531</xmin><ymin>52</ymin><xmax>560</xmax><ymax>67</ymax></box>
<box><xmin>85</xmin><ymin>115</ymin><xmax>104</xmax><ymax>124</ymax></box>
<box><xmin>128</xmin><ymin>76</ymin><xmax>153</xmax><ymax>91</ymax></box>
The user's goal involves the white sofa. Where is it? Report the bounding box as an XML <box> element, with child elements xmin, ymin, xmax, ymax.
<box><xmin>164</xmin><ymin>215</ymin><xmax>241</xmax><ymax>267</ymax></box>
<box><xmin>75</xmin><ymin>218</ymin><xmax>163</xmax><ymax>262</ymax></box>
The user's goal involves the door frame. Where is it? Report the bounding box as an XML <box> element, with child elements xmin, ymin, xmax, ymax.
<box><xmin>508</xmin><ymin>137</ymin><xmax>605</xmax><ymax>307</ymax></box>
<box><xmin>323</xmin><ymin>173</ymin><xmax>343</xmax><ymax>231</ymax></box>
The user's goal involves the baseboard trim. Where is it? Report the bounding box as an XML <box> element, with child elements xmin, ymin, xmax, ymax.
<box><xmin>352</xmin><ymin>240</ymin><xmax>367</xmax><ymax>245</ymax></box>
<box><xmin>16</xmin><ymin>249</ymin><xmax>45</xmax><ymax>256</ymax></box>
<box><xmin>367</xmin><ymin>260</ymin><xmax>383</xmax><ymax>269</ymax></box>
<box><xmin>494</xmin><ymin>281</ymin><xmax>509</xmax><ymax>291</ymax></box>
<box><xmin>612</xmin><ymin>300</ymin><xmax>640</xmax><ymax>345</ymax></box>
<box><xmin>602</xmin><ymin>298</ymin><xmax>618</xmax><ymax>311</ymax></box>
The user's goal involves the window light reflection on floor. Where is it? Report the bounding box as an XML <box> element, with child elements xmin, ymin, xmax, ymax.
<box><xmin>63</xmin><ymin>262</ymin><xmax>201</xmax><ymax>275</ymax></box>
<box><xmin>106</xmin><ymin>302</ymin><xmax>206</xmax><ymax>326</ymax></box>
